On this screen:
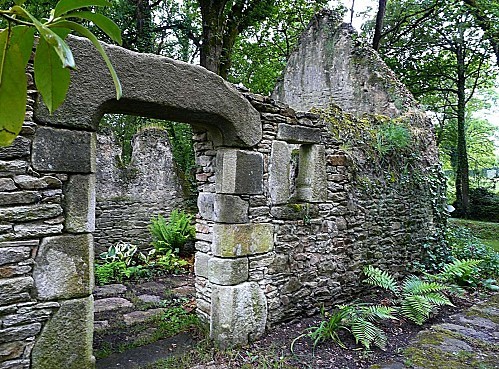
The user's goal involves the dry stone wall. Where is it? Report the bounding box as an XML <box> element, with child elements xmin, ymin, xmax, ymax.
<box><xmin>94</xmin><ymin>128</ymin><xmax>184</xmax><ymax>254</ymax></box>
<box><xmin>0</xmin><ymin>70</ymin><xmax>95</xmax><ymax>369</ymax></box>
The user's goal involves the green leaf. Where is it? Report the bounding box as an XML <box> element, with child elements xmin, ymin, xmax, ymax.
<box><xmin>54</xmin><ymin>0</ymin><xmax>111</xmax><ymax>17</ymax></box>
<box><xmin>34</xmin><ymin>28</ymin><xmax>71</xmax><ymax>113</ymax></box>
<box><xmin>51</xmin><ymin>20</ymin><xmax>122</xmax><ymax>100</ymax></box>
<box><xmin>0</xmin><ymin>28</ymin><xmax>28</xmax><ymax>146</ymax></box>
<box><xmin>11</xmin><ymin>6</ymin><xmax>75</xmax><ymax>69</ymax></box>
<box><xmin>14</xmin><ymin>0</ymin><xmax>27</xmax><ymax>5</ymax></box>
<box><xmin>63</xmin><ymin>11</ymin><xmax>122</xmax><ymax>45</ymax></box>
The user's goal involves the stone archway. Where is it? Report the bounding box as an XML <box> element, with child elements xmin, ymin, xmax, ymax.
<box><xmin>28</xmin><ymin>36</ymin><xmax>266</xmax><ymax>369</ymax></box>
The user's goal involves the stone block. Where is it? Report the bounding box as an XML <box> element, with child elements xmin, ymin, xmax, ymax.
<box><xmin>270</xmin><ymin>203</ymin><xmax>319</xmax><ymax>220</ymax></box>
<box><xmin>213</xmin><ymin>194</ymin><xmax>249</xmax><ymax>223</ymax></box>
<box><xmin>210</xmin><ymin>282</ymin><xmax>267</xmax><ymax>347</ymax></box>
<box><xmin>0</xmin><ymin>191</ymin><xmax>41</xmax><ymax>206</ymax></box>
<box><xmin>208</xmin><ymin>257</ymin><xmax>249</xmax><ymax>285</ymax></box>
<box><xmin>269</xmin><ymin>141</ymin><xmax>291</xmax><ymax>205</ymax></box>
<box><xmin>0</xmin><ymin>341</ymin><xmax>26</xmax><ymax>362</ymax></box>
<box><xmin>32</xmin><ymin>127</ymin><xmax>96</xmax><ymax>173</ymax></box>
<box><xmin>0</xmin><ymin>277</ymin><xmax>34</xmax><ymax>305</ymax></box>
<box><xmin>296</xmin><ymin>144</ymin><xmax>327</xmax><ymax>202</ymax></box>
<box><xmin>64</xmin><ymin>175</ymin><xmax>96</xmax><ymax>233</ymax></box>
<box><xmin>194</xmin><ymin>252</ymin><xmax>211</xmax><ymax>278</ymax></box>
<box><xmin>0</xmin><ymin>204</ymin><xmax>63</xmax><ymax>223</ymax></box>
<box><xmin>33</xmin><ymin>234</ymin><xmax>94</xmax><ymax>300</ymax></box>
<box><xmin>13</xmin><ymin>175</ymin><xmax>61</xmax><ymax>190</ymax></box>
<box><xmin>0</xmin><ymin>178</ymin><xmax>17</xmax><ymax>191</ymax></box>
<box><xmin>197</xmin><ymin>192</ymin><xmax>214</xmax><ymax>221</ymax></box>
<box><xmin>0</xmin><ymin>247</ymin><xmax>31</xmax><ymax>266</ymax></box>
<box><xmin>10</xmin><ymin>222</ymin><xmax>63</xmax><ymax>240</ymax></box>
<box><xmin>0</xmin><ymin>160</ymin><xmax>28</xmax><ymax>174</ymax></box>
<box><xmin>0</xmin><ymin>323</ymin><xmax>41</xmax><ymax>344</ymax></box>
<box><xmin>0</xmin><ymin>136</ymin><xmax>31</xmax><ymax>159</ymax></box>
<box><xmin>277</xmin><ymin>123</ymin><xmax>321</xmax><ymax>143</ymax></box>
<box><xmin>216</xmin><ymin>150</ymin><xmax>263</xmax><ymax>195</ymax></box>
<box><xmin>212</xmin><ymin>223</ymin><xmax>274</xmax><ymax>257</ymax></box>
<box><xmin>31</xmin><ymin>296</ymin><xmax>94</xmax><ymax>369</ymax></box>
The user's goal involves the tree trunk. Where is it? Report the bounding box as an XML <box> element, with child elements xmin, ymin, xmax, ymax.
<box><xmin>132</xmin><ymin>0</ymin><xmax>155</xmax><ymax>53</ymax></box>
<box><xmin>199</xmin><ymin>0</ymin><xmax>228</xmax><ymax>74</ymax></box>
<box><xmin>372</xmin><ymin>0</ymin><xmax>387</xmax><ymax>51</ymax></box>
<box><xmin>455</xmin><ymin>42</ymin><xmax>470</xmax><ymax>217</ymax></box>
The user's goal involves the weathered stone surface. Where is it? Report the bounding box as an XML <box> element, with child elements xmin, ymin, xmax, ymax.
<box><xmin>197</xmin><ymin>192</ymin><xmax>214</xmax><ymax>221</ymax></box>
<box><xmin>269</xmin><ymin>141</ymin><xmax>291</xmax><ymax>204</ymax></box>
<box><xmin>93</xmin><ymin>284</ymin><xmax>127</xmax><ymax>298</ymax></box>
<box><xmin>0</xmin><ymin>277</ymin><xmax>34</xmax><ymax>305</ymax></box>
<box><xmin>32</xmin><ymin>297</ymin><xmax>94</xmax><ymax>369</ymax></box>
<box><xmin>208</xmin><ymin>257</ymin><xmax>249</xmax><ymax>285</ymax></box>
<box><xmin>211</xmin><ymin>282</ymin><xmax>267</xmax><ymax>347</ymax></box>
<box><xmin>270</xmin><ymin>204</ymin><xmax>319</xmax><ymax>220</ymax></box>
<box><xmin>213</xmin><ymin>194</ymin><xmax>249</xmax><ymax>223</ymax></box>
<box><xmin>13</xmin><ymin>175</ymin><xmax>61</xmax><ymax>190</ymax></box>
<box><xmin>212</xmin><ymin>223</ymin><xmax>274</xmax><ymax>257</ymax></box>
<box><xmin>0</xmin><ymin>160</ymin><xmax>28</xmax><ymax>174</ymax></box>
<box><xmin>34</xmin><ymin>35</ymin><xmax>261</xmax><ymax>147</ymax></box>
<box><xmin>33</xmin><ymin>234</ymin><xmax>93</xmax><ymax>300</ymax></box>
<box><xmin>0</xmin><ymin>137</ymin><xmax>30</xmax><ymax>159</ymax></box>
<box><xmin>277</xmin><ymin>123</ymin><xmax>321</xmax><ymax>144</ymax></box>
<box><xmin>216</xmin><ymin>150</ymin><xmax>263</xmax><ymax>195</ymax></box>
<box><xmin>0</xmin><ymin>179</ymin><xmax>17</xmax><ymax>192</ymax></box>
<box><xmin>0</xmin><ymin>341</ymin><xmax>26</xmax><ymax>362</ymax></box>
<box><xmin>0</xmin><ymin>191</ymin><xmax>41</xmax><ymax>206</ymax></box>
<box><xmin>194</xmin><ymin>252</ymin><xmax>211</xmax><ymax>279</ymax></box>
<box><xmin>137</xmin><ymin>294</ymin><xmax>161</xmax><ymax>304</ymax></box>
<box><xmin>0</xmin><ymin>323</ymin><xmax>41</xmax><ymax>344</ymax></box>
<box><xmin>272</xmin><ymin>11</ymin><xmax>416</xmax><ymax>117</ymax></box>
<box><xmin>0</xmin><ymin>204</ymin><xmax>63</xmax><ymax>222</ymax></box>
<box><xmin>123</xmin><ymin>308</ymin><xmax>164</xmax><ymax>326</ymax></box>
<box><xmin>64</xmin><ymin>174</ymin><xmax>96</xmax><ymax>233</ymax></box>
<box><xmin>0</xmin><ymin>247</ymin><xmax>31</xmax><ymax>266</ymax></box>
<box><xmin>0</xmin><ymin>359</ymin><xmax>30</xmax><ymax>369</ymax></box>
<box><xmin>0</xmin><ymin>265</ymin><xmax>32</xmax><ymax>278</ymax></box>
<box><xmin>9</xmin><ymin>222</ymin><xmax>63</xmax><ymax>240</ymax></box>
<box><xmin>32</xmin><ymin>127</ymin><xmax>96</xmax><ymax>173</ymax></box>
<box><xmin>93</xmin><ymin>297</ymin><xmax>133</xmax><ymax>313</ymax></box>
<box><xmin>296</xmin><ymin>144</ymin><xmax>327</xmax><ymax>202</ymax></box>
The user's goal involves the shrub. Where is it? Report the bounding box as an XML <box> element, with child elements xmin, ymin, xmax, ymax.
<box><xmin>99</xmin><ymin>241</ymin><xmax>138</xmax><ymax>266</ymax></box>
<box><xmin>468</xmin><ymin>187</ymin><xmax>499</xmax><ymax>223</ymax></box>
<box><xmin>375</xmin><ymin>122</ymin><xmax>412</xmax><ymax>156</ymax></box>
<box><xmin>95</xmin><ymin>261</ymin><xmax>128</xmax><ymax>285</ymax></box>
<box><xmin>446</xmin><ymin>225</ymin><xmax>499</xmax><ymax>283</ymax></box>
<box><xmin>149</xmin><ymin>210</ymin><xmax>195</xmax><ymax>255</ymax></box>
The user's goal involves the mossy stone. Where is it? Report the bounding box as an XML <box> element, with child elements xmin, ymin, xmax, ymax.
<box><xmin>32</xmin><ymin>296</ymin><xmax>95</xmax><ymax>369</ymax></box>
<box><xmin>212</xmin><ymin>223</ymin><xmax>273</xmax><ymax>257</ymax></box>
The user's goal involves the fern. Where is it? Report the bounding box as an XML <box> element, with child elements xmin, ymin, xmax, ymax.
<box><xmin>363</xmin><ymin>265</ymin><xmax>399</xmax><ymax>293</ymax></box>
<box><xmin>434</xmin><ymin>258</ymin><xmax>482</xmax><ymax>285</ymax></box>
<box><xmin>402</xmin><ymin>276</ymin><xmax>447</xmax><ymax>295</ymax></box>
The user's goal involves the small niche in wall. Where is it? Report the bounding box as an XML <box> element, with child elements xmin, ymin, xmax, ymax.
<box><xmin>270</xmin><ymin>141</ymin><xmax>327</xmax><ymax>205</ymax></box>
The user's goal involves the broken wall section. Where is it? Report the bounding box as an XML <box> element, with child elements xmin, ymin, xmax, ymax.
<box><xmin>94</xmin><ymin>128</ymin><xmax>185</xmax><ymax>254</ymax></box>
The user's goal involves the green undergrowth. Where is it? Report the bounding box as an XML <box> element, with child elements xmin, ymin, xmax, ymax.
<box><xmin>140</xmin><ymin>342</ymin><xmax>300</xmax><ymax>369</ymax></box>
<box><xmin>449</xmin><ymin>218</ymin><xmax>499</xmax><ymax>251</ymax></box>
<box><xmin>94</xmin><ymin>307</ymin><xmax>204</xmax><ymax>360</ymax></box>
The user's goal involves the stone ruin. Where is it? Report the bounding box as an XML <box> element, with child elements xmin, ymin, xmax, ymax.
<box><xmin>0</xmin><ymin>10</ymin><xmax>446</xmax><ymax>369</ymax></box>
<box><xmin>94</xmin><ymin>128</ymin><xmax>184</xmax><ymax>254</ymax></box>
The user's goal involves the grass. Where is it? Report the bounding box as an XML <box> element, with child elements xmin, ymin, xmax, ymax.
<box><xmin>94</xmin><ymin>306</ymin><xmax>205</xmax><ymax>360</ymax></box>
<box><xmin>449</xmin><ymin>218</ymin><xmax>499</xmax><ymax>251</ymax></box>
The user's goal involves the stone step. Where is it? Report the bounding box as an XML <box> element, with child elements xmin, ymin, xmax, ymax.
<box><xmin>93</xmin><ymin>284</ymin><xmax>127</xmax><ymax>299</ymax></box>
<box><xmin>94</xmin><ymin>297</ymin><xmax>133</xmax><ymax>313</ymax></box>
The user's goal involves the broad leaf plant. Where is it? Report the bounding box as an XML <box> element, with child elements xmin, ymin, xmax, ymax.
<box><xmin>0</xmin><ymin>0</ymin><xmax>122</xmax><ymax>146</ymax></box>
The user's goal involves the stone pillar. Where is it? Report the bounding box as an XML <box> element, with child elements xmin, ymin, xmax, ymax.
<box><xmin>30</xmin><ymin>127</ymin><xmax>96</xmax><ymax>369</ymax></box>
<box><xmin>196</xmin><ymin>148</ymin><xmax>270</xmax><ymax>347</ymax></box>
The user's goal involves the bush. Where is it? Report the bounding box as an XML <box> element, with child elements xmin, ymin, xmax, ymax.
<box><xmin>149</xmin><ymin>210</ymin><xmax>196</xmax><ymax>256</ymax></box>
<box><xmin>468</xmin><ymin>187</ymin><xmax>499</xmax><ymax>223</ymax></box>
<box><xmin>447</xmin><ymin>225</ymin><xmax>499</xmax><ymax>281</ymax></box>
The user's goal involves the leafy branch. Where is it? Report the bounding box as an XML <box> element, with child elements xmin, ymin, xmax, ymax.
<box><xmin>0</xmin><ymin>0</ymin><xmax>122</xmax><ymax>146</ymax></box>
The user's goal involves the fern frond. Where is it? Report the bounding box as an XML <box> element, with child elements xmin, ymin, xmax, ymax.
<box><xmin>400</xmin><ymin>295</ymin><xmax>433</xmax><ymax>325</ymax></box>
<box><xmin>361</xmin><ymin>305</ymin><xmax>398</xmax><ymax>322</ymax></box>
<box><xmin>423</xmin><ymin>293</ymin><xmax>454</xmax><ymax>307</ymax></box>
<box><xmin>363</xmin><ymin>265</ymin><xmax>399</xmax><ymax>294</ymax></box>
<box><xmin>402</xmin><ymin>276</ymin><xmax>447</xmax><ymax>295</ymax></box>
<box><xmin>350</xmin><ymin>318</ymin><xmax>387</xmax><ymax>350</ymax></box>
